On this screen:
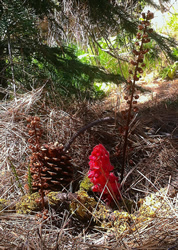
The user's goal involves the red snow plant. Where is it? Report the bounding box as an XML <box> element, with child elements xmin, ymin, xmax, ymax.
<box><xmin>88</xmin><ymin>144</ymin><xmax>120</xmax><ymax>204</ymax></box>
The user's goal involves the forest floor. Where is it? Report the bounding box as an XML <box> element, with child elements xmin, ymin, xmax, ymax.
<box><xmin>0</xmin><ymin>78</ymin><xmax>177</xmax><ymax>249</ymax></box>
<box><xmin>105</xmin><ymin>77</ymin><xmax>178</xmax><ymax>110</ymax></box>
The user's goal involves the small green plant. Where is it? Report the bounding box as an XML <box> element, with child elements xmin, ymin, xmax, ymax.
<box><xmin>27</xmin><ymin>164</ymin><xmax>32</xmax><ymax>194</ymax></box>
<box><xmin>165</xmin><ymin>8</ymin><xmax>178</xmax><ymax>38</ymax></box>
<box><xmin>8</xmin><ymin>157</ymin><xmax>25</xmax><ymax>195</ymax></box>
<box><xmin>160</xmin><ymin>61</ymin><xmax>178</xmax><ymax>79</ymax></box>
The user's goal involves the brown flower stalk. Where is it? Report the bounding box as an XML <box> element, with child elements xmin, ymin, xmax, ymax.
<box><xmin>120</xmin><ymin>11</ymin><xmax>154</xmax><ymax>182</ymax></box>
<box><xmin>26</xmin><ymin>116</ymin><xmax>46</xmax><ymax>209</ymax></box>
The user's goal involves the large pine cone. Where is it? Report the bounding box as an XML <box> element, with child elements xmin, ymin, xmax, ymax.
<box><xmin>30</xmin><ymin>143</ymin><xmax>74</xmax><ymax>192</ymax></box>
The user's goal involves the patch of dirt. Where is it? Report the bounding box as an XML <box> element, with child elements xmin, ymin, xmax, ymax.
<box><xmin>103</xmin><ymin>78</ymin><xmax>178</xmax><ymax>112</ymax></box>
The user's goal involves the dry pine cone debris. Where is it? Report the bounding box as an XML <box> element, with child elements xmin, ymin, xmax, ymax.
<box><xmin>30</xmin><ymin>143</ymin><xmax>74</xmax><ymax>192</ymax></box>
<box><xmin>27</xmin><ymin>116</ymin><xmax>74</xmax><ymax>193</ymax></box>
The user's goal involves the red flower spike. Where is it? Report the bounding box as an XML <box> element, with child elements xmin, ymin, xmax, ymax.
<box><xmin>88</xmin><ymin>144</ymin><xmax>121</xmax><ymax>204</ymax></box>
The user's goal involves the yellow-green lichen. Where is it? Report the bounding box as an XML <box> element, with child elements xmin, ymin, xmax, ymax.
<box><xmin>94</xmin><ymin>206</ymin><xmax>134</xmax><ymax>233</ymax></box>
<box><xmin>79</xmin><ymin>175</ymin><xmax>93</xmax><ymax>192</ymax></box>
<box><xmin>46</xmin><ymin>191</ymin><xmax>61</xmax><ymax>206</ymax></box>
<box><xmin>138</xmin><ymin>189</ymin><xmax>170</xmax><ymax>219</ymax></box>
<box><xmin>16</xmin><ymin>192</ymin><xmax>40</xmax><ymax>214</ymax></box>
<box><xmin>70</xmin><ymin>190</ymin><xmax>97</xmax><ymax>221</ymax></box>
<box><xmin>93</xmin><ymin>204</ymin><xmax>111</xmax><ymax>221</ymax></box>
<box><xmin>92</xmin><ymin>188</ymin><xmax>173</xmax><ymax>234</ymax></box>
<box><xmin>111</xmin><ymin>211</ymin><xmax>137</xmax><ymax>233</ymax></box>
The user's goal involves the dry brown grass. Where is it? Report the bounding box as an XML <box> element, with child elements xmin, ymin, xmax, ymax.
<box><xmin>0</xmin><ymin>82</ymin><xmax>177</xmax><ymax>249</ymax></box>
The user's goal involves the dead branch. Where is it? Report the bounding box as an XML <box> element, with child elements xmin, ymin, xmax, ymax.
<box><xmin>64</xmin><ymin>116</ymin><xmax>117</xmax><ymax>152</ymax></box>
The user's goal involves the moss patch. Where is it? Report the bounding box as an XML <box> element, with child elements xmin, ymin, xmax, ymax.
<box><xmin>16</xmin><ymin>192</ymin><xmax>41</xmax><ymax>214</ymax></box>
<box><xmin>70</xmin><ymin>190</ymin><xmax>97</xmax><ymax>221</ymax></box>
<box><xmin>93</xmin><ymin>187</ymin><xmax>174</xmax><ymax>234</ymax></box>
<box><xmin>79</xmin><ymin>175</ymin><xmax>93</xmax><ymax>192</ymax></box>
<box><xmin>46</xmin><ymin>191</ymin><xmax>61</xmax><ymax>206</ymax></box>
